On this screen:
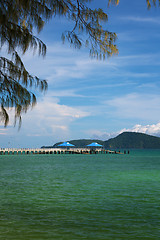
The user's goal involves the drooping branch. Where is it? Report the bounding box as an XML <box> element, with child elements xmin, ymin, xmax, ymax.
<box><xmin>0</xmin><ymin>0</ymin><xmax>118</xmax><ymax>126</ymax></box>
<box><xmin>61</xmin><ymin>0</ymin><xmax>118</xmax><ymax>59</ymax></box>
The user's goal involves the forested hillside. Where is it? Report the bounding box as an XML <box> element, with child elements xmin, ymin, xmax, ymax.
<box><xmin>42</xmin><ymin>132</ymin><xmax>160</xmax><ymax>149</ymax></box>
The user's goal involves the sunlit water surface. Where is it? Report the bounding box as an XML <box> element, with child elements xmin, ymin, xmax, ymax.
<box><xmin>0</xmin><ymin>150</ymin><xmax>160</xmax><ymax>239</ymax></box>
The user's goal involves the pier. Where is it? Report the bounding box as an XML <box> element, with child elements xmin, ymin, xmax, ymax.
<box><xmin>0</xmin><ymin>148</ymin><xmax>129</xmax><ymax>155</ymax></box>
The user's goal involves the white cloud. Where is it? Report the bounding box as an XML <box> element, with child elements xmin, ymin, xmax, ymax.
<box><xmin>89</xmin><ymin>123</ymin><xmax>160</xmax><ymax>141</ymax></box>
<box><xmin>23</xmin><ymin>42</ymin><xmax>160</xmax><ymax>89</ymax></box>
<box><xmin>46</xmin><ymin>89</ymin><xmax>80</xmax><ymax>97</ymax></box>
<box><xmin>0</xmin><ymin>128</ymin><xmax>8</xmax><ymax>135</ymax></box>
<box><xmin>106</xmin><ymin>93</ymin><xmax>160</xmax><ymax>121</ymax></box>
<box><xmin>121</xmin><ymin>16</ymin><xmax>160</xmax><ymax>25</ymax></box>
<box><xmin>119</xmin><ymin>123</ymin><xmax>160</xmax><ymax>137</ymax></box>
<box><xmin>16</xmin><ymin>42</ymin><xmax>160</xmax><ymax>97</ymax></box>
<box><xmin>87</xmin><ymin>129</ymin><xmax>117</xmax><ymax>140</ymax></box>
<box><xmin>0</xmin><ymin>94</ymin><xmax>90</xmax><ymax>142</ymax></box>
<box><xmin>22</xmin><ymin>43</ymin><xmax>92</xmax><ymax>84</ymax></box>
<box><xmin>18</xmin><ymin>96</ymin><xmax>90</xmax><ymax>138</ymax></box>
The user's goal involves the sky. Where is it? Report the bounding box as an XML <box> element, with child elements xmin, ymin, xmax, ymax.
<box><xmin>1</xmin><ymin>0</ymin><xmax>160</xmax><ymax>148</ymax></box>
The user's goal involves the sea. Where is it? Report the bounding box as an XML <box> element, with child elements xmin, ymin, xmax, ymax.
<box><xmin>0</xmin><ymin>150</ymin><xmax>160</xmax><ymax>240</ymax></box>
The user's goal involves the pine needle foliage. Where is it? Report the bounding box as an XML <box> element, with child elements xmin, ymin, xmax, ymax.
<box><xmin>146</xmin><ymin>0</ymin><xmax>160</xmax><ymax>8</ymax></box>
<box><xmin>0</xmin><ymin>0</ymin><xmax>49</xmax><ymax>126</ymax></box>
<box><xmin>0</xmin><ymin>0</ymin><xmax>119</xmax><ymax>126</ymax></box>
<box><xmin>0</xmin><ymin>0</ymin><xmax>159</xmax><ymax>126</ymax></box>
<box><xmin>108</xmin><ymin>0</ymin><xmax>160</xmax><ymax>8</ymax></box>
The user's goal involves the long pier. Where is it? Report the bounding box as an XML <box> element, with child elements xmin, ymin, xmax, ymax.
<box><xmin>0</xmin><ymin>148</ymin><xmax>129</xmax><ymax>155</ymax></box>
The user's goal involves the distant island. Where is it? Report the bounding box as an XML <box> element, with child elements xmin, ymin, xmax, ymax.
<box><xmin>41</xmin><ymin>132</ymin><xmax>160</xmax><ymax>149</ymax></box>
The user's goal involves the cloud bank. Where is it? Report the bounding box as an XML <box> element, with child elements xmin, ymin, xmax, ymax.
<box><xmin>120</xmin><ymin>123</ymin><xmax>160</xmax><ymax>137</ymax></box>
<box><xmin>106</xmin><ymin>93</ymin><xmax>160</xmax><ymax>121</ymax></box>
<box><xmin>90</xmin><ymin>123</ymin><xmax>160</xmax><ymax>140</ymax></box>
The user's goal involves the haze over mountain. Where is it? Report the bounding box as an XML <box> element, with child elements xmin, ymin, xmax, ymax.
<box><xmin>42</xmin><ymin>132</ymin><xmax>160</xmax><ymax>149</ymax></box>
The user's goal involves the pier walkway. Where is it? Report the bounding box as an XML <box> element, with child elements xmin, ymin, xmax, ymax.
<box><xmin>0</xmin><ymin>148</ymin><xmax>129</xmax><ymax>155</ymax></box>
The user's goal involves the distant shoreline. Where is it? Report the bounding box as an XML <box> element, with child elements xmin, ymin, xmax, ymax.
<box><xmin>42</xmin><ymin>132</ymin><xmax>160</xmax><ymax>149</ymax></box>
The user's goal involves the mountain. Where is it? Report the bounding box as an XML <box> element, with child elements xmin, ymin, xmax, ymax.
<box><xmin>53</xmin><ymin>139</ymin><xmax>104</xmax><ymax>148</ymax></box>
<box><xmin>41</xmin><ymin>139</ymin><xmax>104</xmax><ymax>148</ymax></box>
<box><xmin>41</xmin><ymin>132</ymin><xmax>160</xmax><ymax>149</ymax></box>
<box><xmin>104</xmin><ymin>132</ymin><xmax>160</xmax><ymax>149</ymax></box>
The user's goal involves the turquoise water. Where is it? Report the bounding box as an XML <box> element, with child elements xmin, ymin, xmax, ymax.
<box><xmin>0</xmin><ymin>150</ymin><xmax>160</xmax><ymax>239</ymax></box>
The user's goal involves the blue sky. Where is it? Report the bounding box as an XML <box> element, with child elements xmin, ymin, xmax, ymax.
<box><xmin>1</xmin><ymin>0</ymin><xmax>160</xmax><ymax>148</ymax></box>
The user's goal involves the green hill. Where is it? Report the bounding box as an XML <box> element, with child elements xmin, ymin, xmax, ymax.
<box><xmin>41</xmin><ymin>132</ymin><xmax>160</xmax><ymax>149</ymax></box>
<box><xmin>53</xmin><ymin>139</ymin><xmax>104</xmax><ymax>148</ymax></box>
<box><xmin>41</xmin><ymin>139</ymin><xmax>104</xmax><ymax>148</ymax></box>
<box><xmin>104</xmin><ymin>132</ymin><xmax>160</xmax><ymax>149</ymax></box>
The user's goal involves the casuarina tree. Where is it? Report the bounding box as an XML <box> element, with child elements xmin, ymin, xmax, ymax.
<box><xmin>0</xmin><ymin>0</ymin><xmax>157</xmax><ymax>126</ymax></box>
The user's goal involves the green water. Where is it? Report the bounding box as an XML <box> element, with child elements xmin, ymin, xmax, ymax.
<box><xmin>0</xmin><ymin>150</ymin><xmax>160</xmax><ymax>239</ymax></box>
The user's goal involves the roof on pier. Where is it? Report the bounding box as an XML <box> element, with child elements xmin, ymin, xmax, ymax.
<box><xmin>87</xmin><ymin>142</ymin><xmax>102</xmax><ymax>147</ymax></box>
<box><xmin>58</xmin><ymin>142</ymin><xmax>75</xmax><ymax>147</ymax></box>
